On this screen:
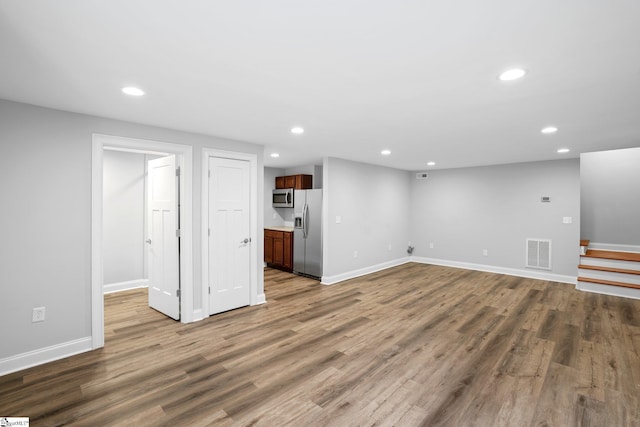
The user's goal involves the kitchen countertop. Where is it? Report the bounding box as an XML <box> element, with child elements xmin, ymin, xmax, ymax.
<box><xmin>265</xmin><ymin>226</ymin><xmax>294</xmax><ymax>232</ymax></box>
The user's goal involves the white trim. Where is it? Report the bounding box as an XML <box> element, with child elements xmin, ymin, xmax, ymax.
<box><xmin>103</xmin><ymin>279</ymin><xmax>149</xmax><ymax>294</ymax></box>
<box><xmin>92</xmin><ymin>134</ymin><xmax>194</xmax><ymax>351</ymax></box>
<box><xmin>0</xmin><ymin>337</ymin><xmax>92</xmax><ymax>376</ymax></box>
<box><xmin>201</xmin><ymin>148</ymin><xmax>262</xmax><ymax>317</ymax></box>
<box><xmin>410</xmin><ymin>256</ymin><xmax>576</xmax><ymax>284</ymax></box>
<box><xmin>588</xmin><ymin>242</ymin><xmax>640</xmax><ymax>253</ymax></box>
<box><xmin>321</xmin><ymin>157</ymin><xmax>330</xmax><ymax>284</ymax></box>
<box><xmin>321</xmin><ymin>257</ymin><xmax>411</xmax><ymax>285</ymax></box>
<box><xmin>192</xmin><ymin>308</ymin><xmax>205</xmax><ymax>322</ymax></box>
<box><xmin>104</xmin><ymin>146</ymin><xmax>169</xmax><ymax>156</ymax></box>
<box><xmin>91</xmin><ymin>139</ymin><xmax>105</xmax><ymax>349</ymax></box>
<box><xmin>576</xmin><ymin>281</ymin><xmax>640</xmax><ymax>300</ymax></box>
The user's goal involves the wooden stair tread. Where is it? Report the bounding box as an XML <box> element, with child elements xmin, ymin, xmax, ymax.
<box><xmin>580</xmin><ymin>240</ymin><xmax>590</xmax><ymax>246</ymax></box>
<box><xmin>578</xmin><ymin>276</ymin><xmax>640</xmax><ymax>290</ymax></box>
<box><xmin>582</xmin><ymin>249</ymin><xmax>640</xmax><ymax>262</ymax></box>
<box><xmin>578</xmin><ymin>264</ymin><xmax>640</xmax><ymax>275</ymax></box>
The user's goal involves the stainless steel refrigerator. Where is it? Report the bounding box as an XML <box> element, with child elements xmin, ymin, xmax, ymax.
<box><xmin>293</xmin><ymin>189</ymin><xmax>322</xmax><ymax>279</ymax></box>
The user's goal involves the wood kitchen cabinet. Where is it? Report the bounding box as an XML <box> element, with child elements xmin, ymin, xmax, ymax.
<box><xmin>264</xmin><ymin>232</ymin><xmax>274</xmax><ymax>264</ymax></box>
<box><xmin>275</xmin><ymin>174</ymin><xmax>312</xmax><ymax>190</ymax></box>
<box><xmin>264</xmin><ymin>229</ymin><xmax>293</xmax><ymax>272</ymax></box>
<box><xmin>275</xmin><ymin>176</ymin><xmax>285</xmax><ymax>189</ymax></box>
<box><xmin>283</xmin><ymin>231</ymin><xmax>292</xmax><ymax>270</ymax></box>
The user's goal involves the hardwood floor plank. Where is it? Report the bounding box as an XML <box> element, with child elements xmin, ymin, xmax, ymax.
<box><xmin>2</xmin><ymin>263</ymin><xmax>640</xmax><ymax>426</ymax></box>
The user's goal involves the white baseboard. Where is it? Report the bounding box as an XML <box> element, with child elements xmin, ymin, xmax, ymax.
<box><xmin>0</xmin><ymin>337</ymin><xmax>93</xmax><ymax>377</ymax></box>
<box><xmin>253</xmin><ymin>293</ymin><xmax>267</xmax><ymax>305</ymax></box>
<box><xmin>103</xmin><ymin>279</ymin><xmax>149</xmax><ymax>294</ymax></box>
<box><xmin>410</xmin><ymin>256</ymin><xmax>577</xmax><ymax>284</ymax></box>
<box><xmin>588</xmin><ymin>242</ymin><xmax>640</xmax><ymax>253</ymax></box>
<box><xmin>576</xmin><ymin>281</ymin><xmax>640</xmax><ymax>300</ymax></box>
<box><xmin>191</xmin><ymin>309</ymin><xmax>205</xmax><ymax>322</ymax></box>
<box><xmin>321</xmin><ymin>257</ymin><xmax>411</xmax><ymax>285</ymax></box>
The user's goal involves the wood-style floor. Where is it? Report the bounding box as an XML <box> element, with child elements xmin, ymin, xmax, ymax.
<box><xmin>2</xmin><ymin>263</ymin><xmax>640</xmax><ymax>426</ymax></box>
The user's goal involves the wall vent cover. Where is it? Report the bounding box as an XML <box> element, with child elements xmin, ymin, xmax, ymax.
<box><xmin>416</xmin><ymin>172</ymin><xmax>429</xmax><ymax>180</ymax></box>
<box><xmin>526</xmin><ymin>238</ymin><xmax>552</xmax><ymax>270</ymax></box>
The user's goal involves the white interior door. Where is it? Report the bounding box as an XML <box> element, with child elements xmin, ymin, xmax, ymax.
<box><xmin>208</xmin><ymin>156</ymin><xmax>251</xmax><ymax>314</ymax></box>
<box><xmin>147</xmin><ymin>155</ymin><xmax>180</xmax><ymax>320</ymax></box>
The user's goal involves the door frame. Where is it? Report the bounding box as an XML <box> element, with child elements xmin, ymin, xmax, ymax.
<box><xmin>201</xmin><ymin>148</ymin><xmax>264</xmax><ymax>317</ymax></box>
<box><xmin>91</xmin><ymin>134</ymin><xmax>193</xmax><ymax>349</ymax></box>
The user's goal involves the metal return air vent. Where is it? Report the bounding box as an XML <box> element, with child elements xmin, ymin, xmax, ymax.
<box><xmin>526</xmin><ymin>238</ymin><xmax>552</xmax><ymax>270</ymax></box>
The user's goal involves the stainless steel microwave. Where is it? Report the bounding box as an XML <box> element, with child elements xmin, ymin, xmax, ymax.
<box><xmin>272</xmin><ymin>188</ymin><xmax>294</xmax><ymax>208</ymax></box>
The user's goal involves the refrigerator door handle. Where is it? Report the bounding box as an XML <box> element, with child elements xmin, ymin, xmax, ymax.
<box><xmin>303</xmin><ymin>203</ymin><xmax>309</xmax><ymax>238</ymax></box>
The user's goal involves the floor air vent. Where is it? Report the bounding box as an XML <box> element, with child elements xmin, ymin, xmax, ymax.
<box><xmin>526</xmin><ymin>238</ymin><xmax>551</xmax><ymax>270</ymax></box>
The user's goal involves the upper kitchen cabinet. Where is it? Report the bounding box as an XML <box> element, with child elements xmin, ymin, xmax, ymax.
<box><xmin>275</xmin><ymin>174</ymin><xmax>312</xmax><ymax>190</ymax></box>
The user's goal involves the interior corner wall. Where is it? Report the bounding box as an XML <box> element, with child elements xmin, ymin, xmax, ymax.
<box><xmin>410</xmin><ymin>159</ymin><xmax>580</xmax><ymax>277</ymax></box>
<box><xmin>103</xmin><ymin>150</ymin><xmax>146</xmax><ymax>286</ymax></box>
<box><xmin>580</xmin><ymin>147</ymin><xmax>640</xmax><ymax>246</ymax></box>
<box><xmin>324</xmin><ymin>157</ymin><xmax>411</xmax><ymax>279</ymax></box>
<box><xmin>264</xmin><ymin>166</ymin><xmax>285</xmax><ymax>227</ymax></box>
<box><xmin>0</xmin><ymin>98</ymin><xmax>264</xmax><ymax>362</ymax></box>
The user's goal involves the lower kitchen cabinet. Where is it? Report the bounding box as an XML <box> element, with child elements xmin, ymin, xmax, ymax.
<box><xmin>264</xmin><ymin>229</ymin><xmax>293</xmax><ymax>272</ymax></box>
<box><xmin>283</xmin><ymin>231</ymin><xmax>292</xmax><ymax>270</ymax></box>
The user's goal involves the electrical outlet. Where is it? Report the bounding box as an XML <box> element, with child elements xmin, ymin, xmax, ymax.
<box><xmin>429</xmin><ymin>242</ymin><xmax>434</xmax><ymax>249</ymax></box>
<box><xmin>32</xmin><ymin>307</ymin><xmax>45</xmax><ymax>323</ymax></box>
<box><xmin>482</xmin><ymin>249</ymin><xmax>488</xmax><ymax>257</ymax></box>
<box><xmin>353</xmin><ymin>250</ymin><xmax>358</xmax><ymax>258</ymax></box>
<box><xmin>387</xmin><ymin>244</ymin><xmax>392</xmax><ymax>251</ymax></box>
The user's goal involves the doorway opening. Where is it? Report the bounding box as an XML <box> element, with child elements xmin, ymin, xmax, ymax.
<box><xmin>91</xmin><ymin>134</ymin><xmax>193</xmax><ymax>350</ymax></box>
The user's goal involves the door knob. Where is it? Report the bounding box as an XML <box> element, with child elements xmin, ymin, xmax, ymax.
<box><xmin>146</xmin><ymin>239</ymin><xmax>152</xmax><ymax>244</ymax></box>
<box><xmin>241</xmin><ymin>238</ymin><xmax>250</xmax><ymax>244</ymax></box>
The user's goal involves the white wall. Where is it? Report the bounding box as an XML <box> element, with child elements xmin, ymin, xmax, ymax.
<box><xmin>581</xmin><ymin>147</ymin><xmax>640</xmax><ymax>246</ymax></box>
<box><xmin>103</xmin><ymin>150</ymin><xmax>146</xmax><ymax>286</ymax></box>
<box><xmin>410</xmin><ymin>159</ymin><xmax>580</xmax><ymax>279</ymax></box>
<box><xmin>323</xmin><ymin>157</ymin><xmax>411</xmax><ymax>282</ymax></box>
<box><xmin>0</xmin><ymin>98</ymin><xmax>264</xmax><ymax>362</ymax></box>
<box><xmin>264</xmin><ymin>167</ymin><xmax>286</xmax><ymax>228</ymax></box>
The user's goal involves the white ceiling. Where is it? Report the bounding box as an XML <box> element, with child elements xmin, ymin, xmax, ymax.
<box><xmin>1</xmin><ymin>0</ymin><xmax>639</xmax><ymax>170</ymax></box>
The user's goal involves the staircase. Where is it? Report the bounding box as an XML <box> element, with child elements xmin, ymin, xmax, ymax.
<box><xmin>577</xmin><ymin>240</ymin><xmax>640</xmax><ymax>299</ymax></box>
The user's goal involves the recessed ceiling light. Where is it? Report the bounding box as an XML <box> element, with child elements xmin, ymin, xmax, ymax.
<box><xmin>427</xmin><ymin>161</ymin><xmax>436</xmax><ymax>166</ymax></box>
<box><xmin>557</xmin><ymin>148</ymin><xmax>570</xmax><ymax>153</ymax></box>
<box><xmin>541</xmin><ymin>126</ymin><xmax>558</xmax><ymax>134</ymax></box>
<box><xmin>499</xmin><ymin>68</ymin><xmax>526</xmax><ymax>81</ymax></box>
<box><xmin>270</xmin><ymin>153</ymin><xmax>280</xmax><ymax>158</ymax></box>
<box><xmin>291</xmin><ymin>126</ymin><xmax>304</xmax><ymax>134</ymax></box>
<box><xmin>381</xmin><ymin>149</ymin><xmax>391</xmax><ymax>156</ymax></box>
<box><xmin>122</xmin><ymin>86</ymin><xmax>145</xmax><ymax>96</ymax></box>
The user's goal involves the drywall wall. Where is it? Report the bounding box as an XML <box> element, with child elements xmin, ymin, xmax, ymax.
<box><xmin>0</xmin><ymin>98</ymin><xmax>264</xmax><ymax>361</ymax></box>
<box><xmin>410</xmin><ymin>159</ymin><xmax>580</xmax><ymax>278</ymax></box>
<box><xmin>264</xmin><ymin>167</ymin><xmax>286</xmax><ymax>227</ymax></box>
<box><xmin>103</xmin><ymin>150</ymin><xmax>146</xmax><ymax>286</ymax></box>
<box><xmin>581</xmin><ymin>147</ymin><xmax>640</xmax><ymax>246</ymax></box>
<box><xmin>323</xmin><ymin>157</ymin><xmax>411</xmax><ymax>280</ymax></box>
